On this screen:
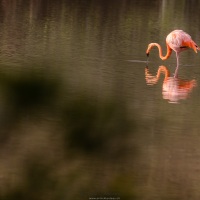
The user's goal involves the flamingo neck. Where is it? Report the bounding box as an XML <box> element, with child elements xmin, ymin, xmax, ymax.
<box><xmin>147</xmin><ymin>43</ymin><xmax>172</xmax><ymax>60</ymax></box>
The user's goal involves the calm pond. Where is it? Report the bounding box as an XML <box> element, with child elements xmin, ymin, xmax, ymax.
<box><xmin>1</xmin><ymin>0</ymin><xmax>200</xmax><ymax>199</ymax></box>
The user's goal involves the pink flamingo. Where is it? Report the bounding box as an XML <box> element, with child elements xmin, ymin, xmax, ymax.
<box><xmin>146</xmin><ymin>30</ymin><xmax>200</xmax><ymax>75</ymax></box>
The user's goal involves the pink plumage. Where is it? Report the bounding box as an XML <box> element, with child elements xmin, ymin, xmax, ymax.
<box><xmin>146</xmin><ymin>30</ymin><xmax>199</xmax><ymax>70</ymax></box>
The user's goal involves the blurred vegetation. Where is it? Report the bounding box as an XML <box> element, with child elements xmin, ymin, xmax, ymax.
<box><xmin>0</xmin><ymin>69</ymin><xmax>60</xmax><ymax>144</ymax></box>
<box><xmin>62</xmin><ymin>95</ymin><xmax>131</xmax><ymax>155</ymax></box>
<box><xmin>0</xmin><ymin>65</ymin><xmax>138</xmax><ymax>199</ymax></box>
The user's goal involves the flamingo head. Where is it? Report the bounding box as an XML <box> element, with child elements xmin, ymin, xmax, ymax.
<box><xmin>146</xmin><ymin>44</ymin><xmax>153</xmax><ymax>57</ymax></box>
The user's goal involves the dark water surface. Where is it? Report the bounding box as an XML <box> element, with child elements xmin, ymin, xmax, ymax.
<box><xmin>1</xmin><ymin>0</ymin><xmax>200</xmax><ymax>199</ymax></box>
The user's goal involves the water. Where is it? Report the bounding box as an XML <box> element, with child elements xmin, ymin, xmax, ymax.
<box><xmin>1</xmin><ymin>0</ymin><xmax>200</xmax><ymax>199</ymax></box>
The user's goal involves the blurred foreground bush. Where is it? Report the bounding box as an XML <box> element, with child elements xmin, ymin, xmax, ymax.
<box><xmin>0</xmin><ymin>69</ymin><xmax>138</xmax><ymax>200</ymax></box>
<box><xmin>62</xmin><ymin>95</ymin><xmax>132</xmax><ymax>155</ymax></box>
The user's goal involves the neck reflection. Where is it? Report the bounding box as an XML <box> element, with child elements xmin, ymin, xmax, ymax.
<box><xmin>145</xmin><ymin>65</ymin><xmax>197</xmax><ymax>103</ymax></box>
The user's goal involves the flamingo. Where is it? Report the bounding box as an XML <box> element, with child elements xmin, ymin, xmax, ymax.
<box><xmin>146</xmin><ymin>30</ymin><xmax>200</xmax><ymax>74</ymax></box>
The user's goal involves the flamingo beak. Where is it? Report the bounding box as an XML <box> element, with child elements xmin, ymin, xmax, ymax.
<box><xmin>146</xmin><ymin>53</ymin><xmax>150</xmax><ymax>63</ymax></box>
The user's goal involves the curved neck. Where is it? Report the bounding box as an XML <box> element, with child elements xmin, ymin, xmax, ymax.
<box><xmin>146</xmin><ymin>43</ymin><xmax>172</xmax><ymax>60</ymax></box>
<box><xmin>157</xmin><ymin>66</ymin><xmax>170</xmax><ymax>82</ymax></box>
<box><xmin>145</xmin><ymin>65</ymin><xmax>170</xmax><ymax>85</ymax></box>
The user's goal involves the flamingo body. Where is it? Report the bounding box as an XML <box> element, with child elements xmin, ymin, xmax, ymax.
<box><xmin>166</xmin><ymin>30</ymin><xmax>198</xmax><ymax>53</ymax></box>
<box><xmin>146</xmin><ymin>30</ymin><xmax>199</xmax><ymax>68</ymax></box>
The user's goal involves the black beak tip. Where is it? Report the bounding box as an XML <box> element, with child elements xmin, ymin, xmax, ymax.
<box><xmin>146</xmin><ymin>53</ymin><xmax>149</xmax><ymax>57</ymax></box>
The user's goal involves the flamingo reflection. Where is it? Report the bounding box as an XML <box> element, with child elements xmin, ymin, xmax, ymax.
<box><xmin>145</xmin><ymin>65</ymin><xmax>196</xmax><ymax>103</ymax></box>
